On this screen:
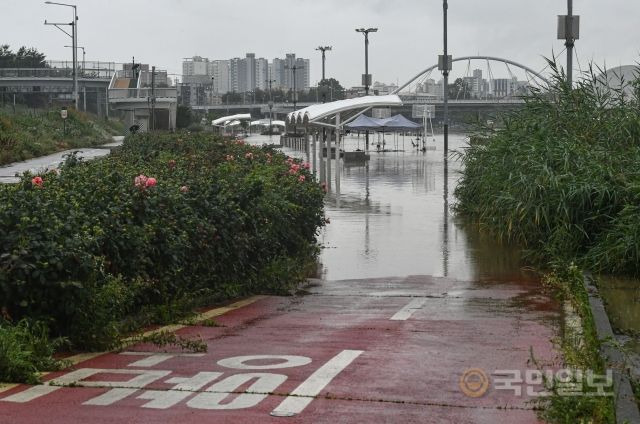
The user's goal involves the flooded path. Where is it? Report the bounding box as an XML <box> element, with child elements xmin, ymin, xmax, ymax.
<box><xmin>250</xmin><ymin>133</ymin><xmax>528</xmax><ymax>283</ymax></box>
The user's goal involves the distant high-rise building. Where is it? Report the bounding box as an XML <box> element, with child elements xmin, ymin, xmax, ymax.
<box><xmin>256</xmin><ymin>58</ymin><xmax>269</xmax><ymax>91</ymax></box>
<box><xmin>180</xmin><ymin>52</ymin><xmax>311</xmax><ymax>102</ymax></box>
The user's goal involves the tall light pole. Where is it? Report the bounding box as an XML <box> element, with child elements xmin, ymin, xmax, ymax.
<box><xmin>285</xmin><ymin>63</ymin><xmax>303</xmax><ymax>134</ymax></box>
<box><xmin>558</xmin><ymin>0</ymin><xmax>579</xmax><ymax>88</ymax></box>
<box><xmin>438</xmin><ymin>1</ymin><xmax>451</xmax><ymax>156</ymax></box>
<box><xmin>266</xmin><ymin>75</ymin><xmax>275</xmax><ymax>133</ymax></box>
<box><xmin>65</xmin><ymin>45</ymin><xmax>84</xmax><ymax>74</ymax></box>
<box><xmin>45</xmin><ymin>1</ymin><xmax>78</xmax><ymax>110</ymax></box>
<box><xmin>355</xmin><ymin>28</ymin><xmax>377</xmax><ymax>95</ymax></box>
<box><xmin>356</xmin><ymin>28</ymin><xmax>377</xmax><ymax>152</ymax></box>
<box><xmin>316</xmin><ymin>46</ymin><xmax>332</xmax><ymax>103</ymax></box>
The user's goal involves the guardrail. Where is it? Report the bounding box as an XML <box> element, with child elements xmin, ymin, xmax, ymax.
<box><xmin>108</xmin><ymin>87</ymin><xmax>177</xmax><ymax>100</ymax></box>
<box><xmin>0</xmin><ymin>68</ymin><xmax>114</xmax><ymax>79</ymax></box>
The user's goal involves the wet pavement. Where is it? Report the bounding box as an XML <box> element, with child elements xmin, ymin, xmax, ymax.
<box><xmin>0</xmin><ymin>277</ymin><xmax>558</xmax><ymax>423</ymax></box>
<box><xmin>0</xmin><ymin>136</ymin><xmax>124</xmax><ymax>183</ymax></box>
<box><xmin>0</xmin><ymin>133</ymin><xmax>562</xmax><ymax>422</ymax></box>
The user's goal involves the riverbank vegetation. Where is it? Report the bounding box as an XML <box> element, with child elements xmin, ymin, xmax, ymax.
<box><xmin>454</xmin><ymin>63</ymin><xmax>640</xmax><ymax>276</ymax></box>
<box><xmin>454</xmin><ymin>63</ymin><xmax>639</xmax><ymax>422</ymax></box>
<box><xmin>0</xmin><ymin>132</ymin><xmax>325</xmax><ymax>383</ymax></box>
<box><xmin>0</xmin><ymin>106</ymin><xmax>123</xmax><ymax>165</ymax></box>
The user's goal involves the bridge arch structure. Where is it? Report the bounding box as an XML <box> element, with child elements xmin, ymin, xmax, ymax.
<box><xmin>393</xmin><ymin>55</ymin><xmax>549</xmax><ymax>95</ymax></box>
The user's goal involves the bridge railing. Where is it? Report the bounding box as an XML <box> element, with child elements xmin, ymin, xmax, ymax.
<box><xmin>0</xmin><ymin>68</ymin><xmax>114</xmax><ymax>79</ymax></box>
<box><xmin>109</xmin><ymin>87</ymin><xmax>177</xmax><ymax>100</ymax></box>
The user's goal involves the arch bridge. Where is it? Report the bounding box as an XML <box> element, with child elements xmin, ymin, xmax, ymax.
<box><xmin>393</xmin><ymin>55</ymin><xmax>549</xmax><ymax>100</ymax></box>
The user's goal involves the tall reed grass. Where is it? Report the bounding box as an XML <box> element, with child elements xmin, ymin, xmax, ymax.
<box><xmin>454</xmin><ymin>60</ymin><xmax>640</xmax><ymax>275</ymax></box>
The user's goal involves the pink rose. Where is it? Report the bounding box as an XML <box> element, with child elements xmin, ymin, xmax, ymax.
<box><xmin>180</xmin><ymin>186</ymin><xmax>189</xmax><ymax>193</ymax></box>
<box><xmin>245</xmin><ymin>152</ymin><xmax>254</xmax><ymax>160</ymax></box>
<box><xmin>303</xmin><ymin>162</ymin><xmax>311</xmax><ymax>170</ymax></box>
<box><xmin>289</xmin><ymin>168</ymin><xmax>298</xmax><ymax>175</ymax></box>
<box><xmin>145</xmin><ymin>177</ymin><xmax>157</xmax><ymax>187</ymax></box>
<box><xmin>298</xmin><ymin>175</ymin><xmax>306</xmax><ymax>182</ymax></box>
<box><xmin>31</xmin><ymin>176</ymin><xmax>43</xmax><ymax>187</ymax></box>
<box><xmin>134</xmin><ymin>174</ymin><xmax>148</xmax><ymax>188</ymax></box>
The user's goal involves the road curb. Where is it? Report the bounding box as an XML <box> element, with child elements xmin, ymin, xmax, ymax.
<box><xmin>583</xmin><ymin>272</ymin><xmax>640</xmax><ymax>424</ymax></box>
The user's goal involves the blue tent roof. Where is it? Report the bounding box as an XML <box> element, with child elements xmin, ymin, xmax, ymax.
<box><xmin>345</xmin><ymin>114</ymin><xmax>422</xmax><ymax>131</ymax></box>
<box><xmin>382</xmin><ymin>115</ymin><xmax>422</xmax><ymax>130</ymax></box>
<box><xmin>344</xmin><ymin>114</ymin><xmax>384</xmax><ymax>130</ymax></box>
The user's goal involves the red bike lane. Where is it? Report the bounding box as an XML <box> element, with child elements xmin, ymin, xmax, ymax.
<box><xmin>0</xmin><ymin>275</ymin><xmax>559</xmax><ymax>423</ymax></box>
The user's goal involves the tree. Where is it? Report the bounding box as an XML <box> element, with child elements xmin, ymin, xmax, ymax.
<box><xmin>0</xmin><ymin>45</ymin><xmax>48</xmax><ymax>68</ymax></box>
<box><xmin>176</xmin><ymin>105</ymin><xmax>193</xmax><ymax>129</ymax></box>
<box><xmin>448</xmin><ymin>78</ymin><xmax>472</xmax><ymax>99</ymax></box>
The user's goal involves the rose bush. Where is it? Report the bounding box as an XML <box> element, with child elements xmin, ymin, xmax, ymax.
<box><xmin>0</xmin><ymin>132</ymin><xmax>325</xmax><ymax>350</ymax></box>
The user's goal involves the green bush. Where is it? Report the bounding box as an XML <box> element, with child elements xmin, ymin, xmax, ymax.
<box><xmin>0</xmin><ymin>320</ymin><xmax>66</xmax><ymax>384</ymax></box>
<box><xmin>454</xmin><ymin>62</ymin><xmax>640</xmax><ymax>275</ymax></box>
<box><xmin>0</xmin><ymin>133</ymin><xmax>325</xmax><ymax>350</ymax></box>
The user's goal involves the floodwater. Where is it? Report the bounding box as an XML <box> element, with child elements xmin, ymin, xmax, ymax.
<box><xmin>246</xmin><ymin>133</ymin><xmax>527</xmax><ymax>283</ymax></box>
<box><xmin>598</xmin><ymin>276</ymin><xmax>640</xmax><ymax>364</ymax></box>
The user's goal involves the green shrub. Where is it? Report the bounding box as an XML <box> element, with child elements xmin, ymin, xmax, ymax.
<box><xmin>0</xmin><ymin>320</ymin><xmax>66</xmax><ymax>384</ymax></box>
<box><xmin>454</xmin><ymin>61</ymin><xmax>640</xmax><ymax>276</ymax></box>
<box><xmin>0</xmin><ymin>133</ymin><xmax>325</xmax><ymax>350</ymax></box>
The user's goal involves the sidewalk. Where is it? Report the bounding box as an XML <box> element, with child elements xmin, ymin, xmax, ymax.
<box><xmin>0</xmin><ymin>136</ymin><xmax>124</xmax><ymax>183</ymax></box>
<box><xmin>0</xmin><ymin>274</ymin><xmax>560</xmax><ymax>423</ymax></box>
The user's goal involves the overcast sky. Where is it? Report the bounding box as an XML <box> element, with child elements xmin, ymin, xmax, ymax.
<box><xmin>4</xmin><ymin>0</ymin><xmax>639</xmax><ymax>86</ymax></box>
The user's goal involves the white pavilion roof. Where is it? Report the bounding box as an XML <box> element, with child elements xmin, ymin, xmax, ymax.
<box><xmin>287</xmin><ymin>95</ymin><xmax>403</xmax><ymax>126</ymax></box>
<box><xmin>212</xmin><ymin>113</ymin><xmax>252</xmax><ymax>126</ymax></box>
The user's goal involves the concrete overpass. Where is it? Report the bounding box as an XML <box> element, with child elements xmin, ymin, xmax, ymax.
<box><xmin>0</xmin><ymin>66</ymin><xmax>113</xmax><ymax>116</ymax></box>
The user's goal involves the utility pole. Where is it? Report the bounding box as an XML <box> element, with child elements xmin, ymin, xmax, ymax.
<box><xmin>285</xmin><ymin>63</ymin><xmax>304</xmax><ymax>134</ymax></box>
<box><xmin>558</xmin><ymin>0</ymin><xmax>579</xmax><ymax>88</ymax></box>
<box><xmin>150</xmin><ymin>66</ymin><xmax>156</xmax><ymax>131</ymax></box>
<box><xmin>266</xmin><ymin>75</ymin><xmax>275</xmax><ymax>134</ymax></box>
<box><xmin>316</xmin><ymin>46</ymin><xmax>332</xmax><ymax>103</ymax></box>
<box><xmin>45</xmin><ymin>1</ymin><xmax>78</xmax><ymax>110</ymax></box>
<box><xmin>65</xmin><ymin>45</ymin><xmax>85</xmax><ymax>75</ymax></box>
<box><xmin>355</xmin><ymin>28</ymin><xmax>377</xmax><ymax>95</ymax></box>
<box><xmin>439</xmin><ymin>0</ymin><xmax>452</xmax><ymax>156</ymax></box>
<box><xmin>356</xmin><ymin>28</ymin><xmax>377</xmax><ymax>152</ymax></box>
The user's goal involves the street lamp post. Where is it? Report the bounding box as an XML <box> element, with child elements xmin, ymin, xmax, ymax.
<box><xmin>355</xmin><ymin>28</ymin><xmax>377</xmax><ymax>95</ymax></box>
<box><xmin>45</xmin><ymin>1</ymin><xmax>78</xmax><ymax>110</ymax></box>
<box><xmin>558</xmin><ymin>0</ymin><xmax>579</xmax><ymax>87</ymax></box>
<box><xmin>266</xmin><ymin>76</ymin><xmax>275</xmax><ymax>134</ymax></box>
<box><xmin>438</xmin><ymin>0</ymin><xmax>452</xmax><ymax>156</ymax></box>
<box><xmin>315</xmin><ymin>46</ymin><xmax>332</xmax><ymax>103</ymax></box>
<box><xmin>285</xmin><ymin>64</ymin><xmax>304</xmax><ymax>134</ymax></box>
<box><xmin>356</xmin><ymin>27</ymin><xmax>377</xmax><ymax>152</ymax></box>
<box><xmin>65</xmin><ymin>45</ymin><xmax>84</xmax><ymax>74</ymax></box>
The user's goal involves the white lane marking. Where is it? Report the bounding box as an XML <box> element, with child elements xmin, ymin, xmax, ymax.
<box><xmin>188</xmin><ymin>373</ymin><xmax>287</xmax><ymax>410</ymax></box>
<box><xmin>0</xmin><ymin>385</ymin><xmax>60</xmax><ymax>403</ymax></box>
<box><xmin>84</xmin><ymin>388</ymin><xmax>137</xmax><ymax>406</ymax></box>
<box><xmin>137</xmin><ymin>372</ymin><xmax>223</xmax><ymax>409</ymax></box>
<box><xmin>120</xmin><ymin>352</ymin><xmax>206</xmax><ymax>367</ymax></box>
<box><xmin>1</xmin><ymin>368</ymin><xmax>99</xmax><ymax>403</ymax></box>
<box><xmin>270</xmin><ymin>350</ymin><xmax>363</xmax><ymax>417</ymax></box>
<box><xmin>390</xmin><ymin>298</ymin><xmax>427</xmax><ymax>321</ymax></box>
<box><xmin>217</xmin><ymin>355</ymin><xmax>312</xmax><ymax>370</ymax></box>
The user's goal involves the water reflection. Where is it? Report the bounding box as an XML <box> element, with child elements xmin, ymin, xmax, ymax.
<box><xmin>246</xmin><ymin>133</ymin><xmax>530</xmax><ymax>283</ymax></box>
